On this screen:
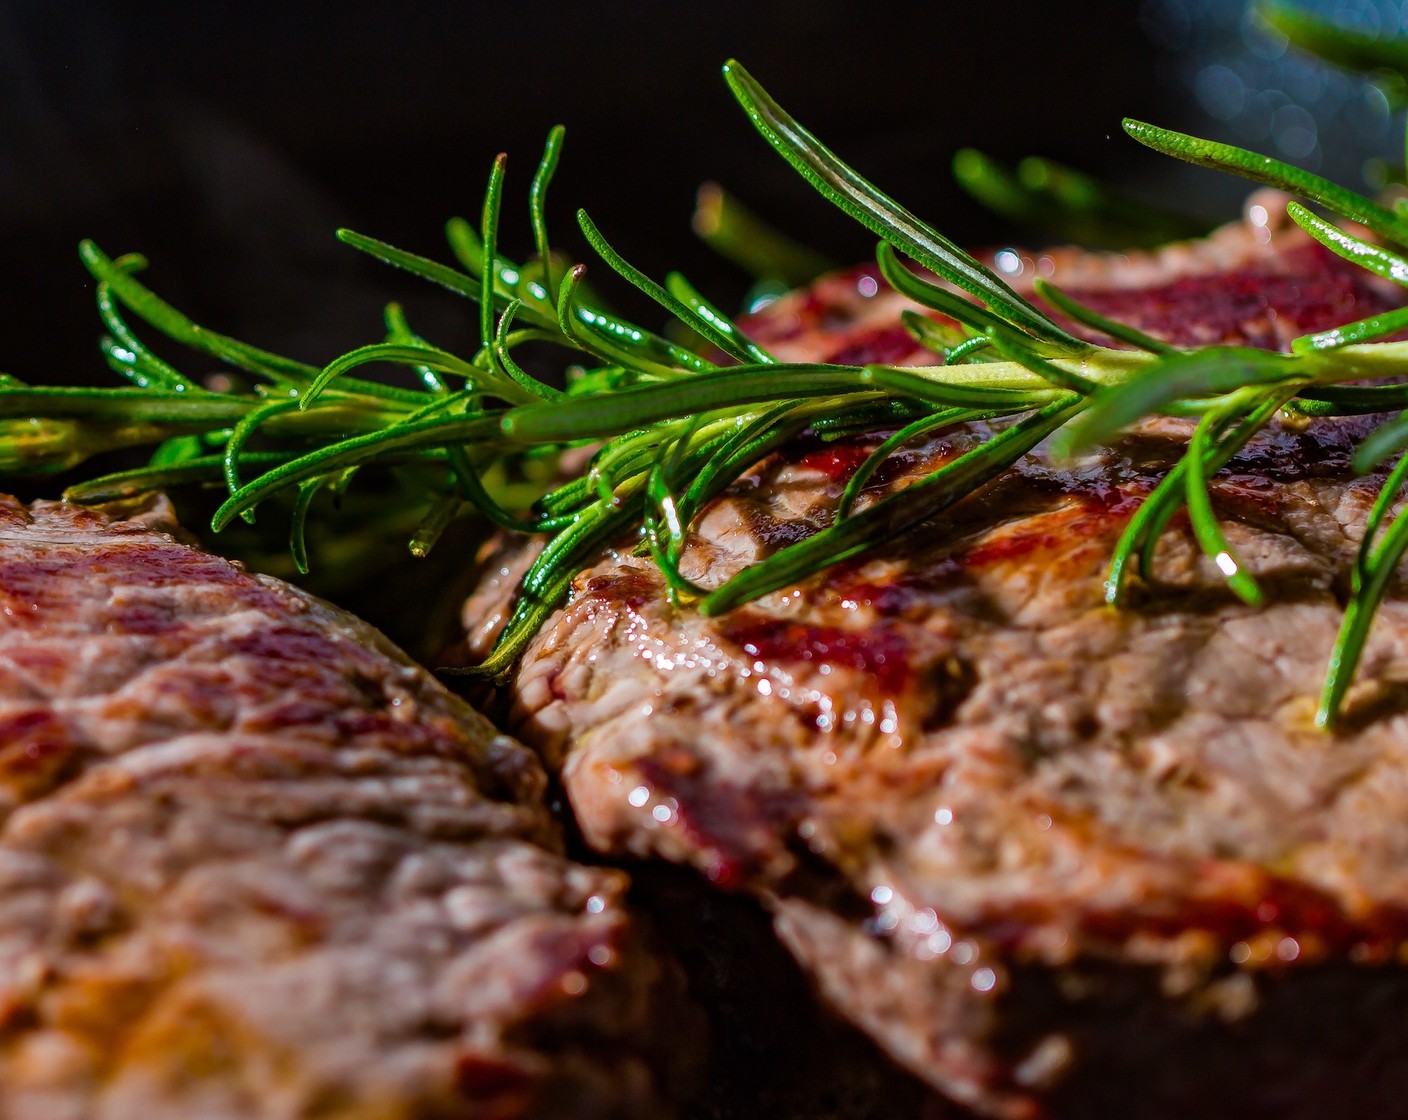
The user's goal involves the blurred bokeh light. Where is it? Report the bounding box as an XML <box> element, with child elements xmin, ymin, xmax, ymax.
<box><xmin>1142</xmin><ymin>0</ymin><xmax>1406</xmax><ymax>192</ymax></box>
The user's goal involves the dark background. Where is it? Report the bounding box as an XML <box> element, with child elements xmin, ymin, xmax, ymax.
<box><xmin>0</xmin><ymin>0</ymin><xmax>1195</xmax><ymax>385</ymax></box>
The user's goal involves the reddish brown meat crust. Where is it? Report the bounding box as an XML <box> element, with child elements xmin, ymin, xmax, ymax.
<box><xmin>0</xmin><ymin>495</ymin><xmax>693</xmax><ymax>1120</ymax></box>
<box><xmin>467</xmin><ymin>202</ymin><xmax>1408</xmax><ymax>1118</ymax></box>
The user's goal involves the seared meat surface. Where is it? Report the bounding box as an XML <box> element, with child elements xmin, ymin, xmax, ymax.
<box><xmin>0</xmin><ymin>496</ymin><xmax>692</xmax><ymax>1120</ymax></box>
<box><xmin>468</xmin><ymin>202</ymin><xmax>1408</xmax><ymax>1118</ymax></box>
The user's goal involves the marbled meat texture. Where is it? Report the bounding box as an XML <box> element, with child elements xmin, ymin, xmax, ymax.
<box><xmin>466</xmin><ymin>196</ymin><xmax>1408</xmax><ymax>1119</ymax></box>
<box><xmin>0</xmin><ymin>495</ymin><xmax>692</xmax><ymax>1120</ymax></box>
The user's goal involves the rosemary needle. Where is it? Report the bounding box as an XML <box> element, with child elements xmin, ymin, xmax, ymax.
<box><xmin>5</xmin><ymin>34</ymin><xmax>1408</xmax><ymax>723</ymax></box>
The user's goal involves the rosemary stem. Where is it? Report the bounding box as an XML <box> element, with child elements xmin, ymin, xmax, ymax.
<box><xmin>911</xmin><ymin>348</ymin><xmax>1153</xmax><ymax>392</ymax></box>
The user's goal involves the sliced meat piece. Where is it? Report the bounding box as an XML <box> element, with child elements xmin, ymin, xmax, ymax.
<box><xmin>0</xmin><ymin>494</ymin><xmax>695</xmax><ymax>1120</ymax></box>
<box><xmin>467</xmin><ymin>210</ymin><xmax>1408</xmax><ymax>1119</ymax></box>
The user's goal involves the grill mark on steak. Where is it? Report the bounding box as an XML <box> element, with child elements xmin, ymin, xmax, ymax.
<box><xmin>1059</xmin><ymin>241</ymin><xmax>1403</xmax><ymax>350</ymax></box>
<box><xmin>0</xmin><ymin>495</ymin><xmax>698</xmax><ymax>1119</ymax></box>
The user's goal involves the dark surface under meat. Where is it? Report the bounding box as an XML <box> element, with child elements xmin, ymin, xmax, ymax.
<box><xmin>465</xmin><ymin>198</ymin><xmax>1408</xmax><ymax>1118</ymax></box>
<box><xmin>0</xmin><ymin>495</ymin><xmax>696</xmax><ymax>1120</ymax></box>
<box><xmin>625</xmin><ymin>862</ymin><xmax>946</xmax><ymax>1120</ymax></box>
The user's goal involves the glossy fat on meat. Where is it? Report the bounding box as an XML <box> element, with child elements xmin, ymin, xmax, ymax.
<box><xmin>466</xmin><ymin>206</ymin><xmax>1408</xmax><ymax>1119</ymax></box>
<box><xmin>0</xmin><ymin>495</ymin><xmax>693</xmax><ymax>1120</ymax></box>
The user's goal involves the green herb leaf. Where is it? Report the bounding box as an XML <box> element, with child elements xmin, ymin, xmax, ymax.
<box><xmin>953</xmin><ymin>148</ymin><xmax>1209</xmax><ymax>248</ymax></box>
<box><xmin>1122</xmin><ymin>120</ymin><xmax>1408</xmax><ymax>247</ymax></box>
<box><xmin>724</xmin><ymin>60</ymin><xmax>1084</xmax><ymax>349</ymax></box>
<box><xmin>692</xmin><ymin>181</ymin><xmax>836</xmax><ymax>285</ymax></box>
<box><xmin>1259</xmin><ymin>2</ymin><xmax>1408</xmax><ymax>94</ymax></box>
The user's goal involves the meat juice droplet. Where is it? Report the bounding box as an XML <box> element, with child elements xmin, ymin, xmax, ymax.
<box><xmin>723</xmin><ymin>617</ymin><xmax>912</xmax><ymax>695</ymax></box>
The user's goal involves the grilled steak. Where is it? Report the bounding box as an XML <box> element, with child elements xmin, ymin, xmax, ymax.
<box><xmin>466</xmin><ymin>199</ymin><xmax>1408</xmax><ymax>1119</ymax></box>
<box><xmin>0</xmin><ymin>495</ymin><xmax>693</xmax><ymax>1120</ymax></box>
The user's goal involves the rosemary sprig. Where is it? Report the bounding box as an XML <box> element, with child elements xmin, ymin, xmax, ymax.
<box><xmin>7</xmin><ymin>43</ymin><xmax>1408</xmax><ymax>728</ymax></box>
<box><xmin>952</xmin><ymin>148</ymin><xmax>1210</xmax><ymax>249</ymax></box>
